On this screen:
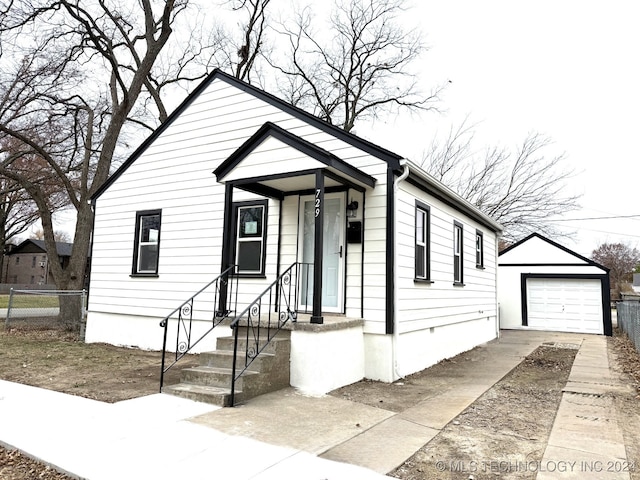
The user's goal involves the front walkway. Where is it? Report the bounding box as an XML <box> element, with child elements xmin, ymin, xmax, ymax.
<box><xmin>538</xmin><ymin>335</ymin><xmax>633</xmax><ymax>479</ymax></box>
<box><xmin>191</xmin><ymin>330</ymin><xmax>596</xmax><ymax>474</ymax></box>
<box><xmin>0</xmin><ymin>330</ymin><xmax>633</xmax><ymax>479</ymax></box>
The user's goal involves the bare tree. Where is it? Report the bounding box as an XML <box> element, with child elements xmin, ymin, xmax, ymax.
<box><xmin>592</xmin><ymin>242</ymin><xmax>640</xmax><ymax>297</ymax></box>
<box><xmin>0</xmin><ymin>135</ymin><xmax>69</xmax><ymax>278</ymax></box>
<box><xmin>0</xmin><ymin>0</ymin><xmax>221</xmax><ymax>329</ymax></box>
<box><xmin>422</xmin><ymin>121</ymin><xmax>581</xmax><ymax>242</ymax></box>
<box><xmin>32</xmin><ymin>228</ymin><xmax>72</xmax><ymax>243</ymax></box>
<box><xmin>270</xmin><ymin>0</ymin><xmax>440</xmax><ymax>132</ymax></box>
<box><xmin>0</xmin><ymin>178</ymin><xmax>39</xmax><ymax>276</ymax></box>
<box><xmin>227</xmin><ymin>0</ymin><xmax>271</xmax><ymax>82</ymax></box>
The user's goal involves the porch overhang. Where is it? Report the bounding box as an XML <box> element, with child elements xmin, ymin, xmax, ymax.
<box><xmin>215</xmin><ymin>122</ymin><xmax>376</xmax><ymax>326</ymax></box>
<box><xmin>213</xmin><ymin>122</ymin><xmax>376</xmax><ymax>197</ymax></box>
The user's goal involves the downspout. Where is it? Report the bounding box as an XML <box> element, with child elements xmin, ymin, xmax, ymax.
<box><xmin>391</xmin><ymin>159</ymin><xmax>410</xmax><ymax>380</ymax></box>
<box><xmin>495</xmin><ymin>235</ymin><xmax>501</xmax><ymax>339</ymax></box>
<box><xmin>86</xmin><ymin>199</ymin><xmax>97</xmax><ymax>304</ymax></box>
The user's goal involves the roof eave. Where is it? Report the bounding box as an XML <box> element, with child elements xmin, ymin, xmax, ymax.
<box><xmin>403</xmin><ymin>160</ymin><xmax>503</xmax><ymax>233</ymax></box>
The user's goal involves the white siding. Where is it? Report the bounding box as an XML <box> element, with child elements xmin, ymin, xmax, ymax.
<box><xmin>222</xmin><ymin>136</ymin><xmax>325</xmax><ymax>182</ymax></box>
<box><xmin>87</xmin><ymin>75</ymin><xmax>390</xmax><ymax>345</ymax></box>
<box><xmin>499</xmin><ymin>235</ymin><xmax>589</xmax><ymax>265</ymax></box>
<box><xmin>344</xmin><ymin>189</ymin><xmax>365</xmax><ymax>319</ymax></box>
<box><xmin>360</xmin><ymin>181</ymin><xmax>389</xmax><ymax>331</ymax></box>
<box><xmin>394</xmin><ymin>182</ymin><xmax>498</xmax><ymax>335</ymax></box>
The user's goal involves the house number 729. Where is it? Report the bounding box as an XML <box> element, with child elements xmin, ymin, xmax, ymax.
<box><xmin>315</xmin><ymin>189</ymin><xmax>321</xmax><ymax>218</ymax></box>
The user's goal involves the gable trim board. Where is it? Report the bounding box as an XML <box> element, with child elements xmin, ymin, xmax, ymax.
<box><xmin>498</xmin><ymin>233</ymin><xmax>611</xmax><ymax>336</ymax></box>
<box><xmin>214</xmin><ymin>122</ymin><xmax>376</xmax><ymax>190</ymax></box>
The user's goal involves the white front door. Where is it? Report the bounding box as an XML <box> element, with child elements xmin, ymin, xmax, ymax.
<box><xmin>299</xmin><ymin>193</ymin><xmax>345</xmax><ymax>312</ymax></box>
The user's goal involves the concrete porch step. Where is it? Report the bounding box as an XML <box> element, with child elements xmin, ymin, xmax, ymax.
<box><xmin>161</xmin><ymin>383</ymin><xmax>244</xmax><ymax>407</ymax></box>
<box><xmin>163</xmin><ymin>326</ymin><xmax>292</xmax><ymax>407</ymax></box>
<box><xmin>216</xmin><ymin>334</ymin><xmax>291</xmax><ymax>357</ymax></box>
<box><xmin>180</xmin><ymin>365</ymin><xmax>258</xmax><ymax>389</ymax></box>
<box><xmin>199</xmin><ymin>349</ymin><xmax>276</xmax><ymax>371</ymax></box>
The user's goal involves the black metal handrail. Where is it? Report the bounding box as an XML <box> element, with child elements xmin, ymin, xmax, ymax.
<box><xmin>159</xmin><ymin>265</ymin><xmax>238</xmax><ymax>391</ymax></box>
<box><xmin>229</xmin><ymin>262</ymin><xmax>310</xmax><ymax>406</ymax></box>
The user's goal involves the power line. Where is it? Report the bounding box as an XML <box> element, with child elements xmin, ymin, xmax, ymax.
<box><xmin>550</xmin><ymin>214</ymin><xmax>640</xmax><ymax>222</ymax></box>
<box><xmin>553</xmin><ymin>224</ymin><xmax>640</xmax><ymax>239</ymax></box>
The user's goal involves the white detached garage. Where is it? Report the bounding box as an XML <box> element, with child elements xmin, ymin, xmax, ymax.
<box><xmin>498</xmin><ymin>233</ymin><xmax>611</xmax><ymax>336</ymax></box>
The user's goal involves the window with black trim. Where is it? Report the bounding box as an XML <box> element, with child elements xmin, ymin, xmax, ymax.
<box><xmin>453</xmin><ymin>221</ymin><xmax>464</xmax><ymax>284</ymax></box>
<box><xmin>132</xmin><ymin>209</ymin><xmax>161</xmax><ymax>275</ymax></box>
<box><xmin>475</xmin><ymin>230</ymin><xmax>484</xmax><ymax>268</ymax></box>
<box><xmin>234</xmin><ymin>200</ymin><xmax>268</xmax><ymax>276</ymax></box>
<box><xmin>415</xmin><ymin>201</ymin><xmax>430</xmax><ymax>280</ymax></box>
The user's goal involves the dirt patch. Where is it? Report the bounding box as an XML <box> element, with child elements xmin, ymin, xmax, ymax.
<box><xmin>0</xmin><ymin>448</ymin><xmax>72</xmax><ymax>480</ymax></box>
<box><xmin>384</xmin><ymin>346</ymin><xmax>577</xmax><ymax>479</ymax></box>
<box><xmin>331</xmin><ymin>343</ymin><xmax>502</xmax><ymax>413</ymax></box>
<box><xmin>0</xmin><ymin>326</ymin><xmax>197</xmax><ymax>403</ymax></box>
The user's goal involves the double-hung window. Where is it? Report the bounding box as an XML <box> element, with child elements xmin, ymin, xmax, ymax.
<box><xmin>453</xmin><ymin>221</ymin><xmax>464</xmax><ymax>285</ymax></box>
<box><xmin>132</xmin><ymin>210</ymin><xmax>161</xmax><ymax>275</ymax></box>
<box><xmin>415</xmin><ymin>202</ymin><xmax>431</xmax><ymax>281</ymax></box>
<box><xmin>234</xmin><ymin>200</ymin><xmax>268</xmax><ymax>276</ymax></box>
<box><xmin>475</xmin><ymin>230</ymin><xmax>484</xmax><ymax>268</ymax></box>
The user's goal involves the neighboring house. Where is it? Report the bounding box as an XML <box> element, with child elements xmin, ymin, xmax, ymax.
<box><xmin>85</xmin><ymin>70</ymin><xmax>503</xmax><ymax>395</ymax></box>
<box><xmin>498</xmin><ymin>233</ymin><xmax>611</xmax><ymax>335</ymax></box>
<box><xmin>633</xmin><ymin>274</ymin><xmax>640</xmax><ymax>293</ymax></box>
<box><xmin>3</xmin><ymin>239</ymin><xmax>73</xmax><ymax>286</ymax></box>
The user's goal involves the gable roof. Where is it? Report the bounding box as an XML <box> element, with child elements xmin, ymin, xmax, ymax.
<box><xmin>91</xmin><ymin>69</ymin><xmax>403</xmax><ymax>201</ymax></box>
<box><xmin>214</xmin><ymin>121</ymin><xmax>376</xmax><ymax>193</ymax></box>
<box><xmin>499</xmin><ymin>233</ymin><xmax>608</xmax><ymax>271</ymax></box>
<box><xmin>7</xmin><ymin>239</ymin><xmax>73</xmax><ymax>257</ymax></box>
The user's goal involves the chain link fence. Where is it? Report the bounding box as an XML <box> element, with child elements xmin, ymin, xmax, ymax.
<box><xmin>3</xmin><ymin>289</ymin><xmax>87</xmax><ymax>332</ymax></box>
<box><xmin>617</xmin><ymin>301</ymin><xmax>640</xmax><ymax>353</ymax></box>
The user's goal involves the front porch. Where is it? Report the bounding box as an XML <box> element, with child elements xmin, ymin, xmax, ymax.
<box><xmin>213</xmin><ymin>122</ymin><xmax>377</xmax><ymax>325</ymax></box>
<box><xmin>162</xmin><ymin>310</ymin><xmax>366</xmax><ymax>406</ymax></box>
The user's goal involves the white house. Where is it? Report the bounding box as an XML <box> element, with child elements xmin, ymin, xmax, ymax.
<box><xmin>498</xmin><ymin>233</ymin><xmax>611</xmax><ymax>335</ymax></box>
<box><xmin>85</xmin><ymin>70</ymin><xmax>503</xmax><ymax>398</ymax></box>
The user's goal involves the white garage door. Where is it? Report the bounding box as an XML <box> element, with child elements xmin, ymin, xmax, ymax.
<box><xmin>526</xmin><ymin>278</ymin><xmax>603</xmax><ymax>334</ymax></box>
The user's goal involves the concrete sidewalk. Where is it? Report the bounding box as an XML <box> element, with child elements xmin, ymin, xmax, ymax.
<box><xmin>0</xmin><ymin>330</ymin><xmax>632</xmax><ymax>479</ymax></box>
<box><xmin>191</xmin><ymin>330</ymin><xmax>590</xmax><ymax>474</ymax></box>
<box><xmin>0</xmin><ymin>380</ymin><xmax>392</xmax><ymax>479</ymax></box>
<box><xmin>537</xmin><ymin>335</ymin><xmax>634</xmax><ymax>479</ymax></box>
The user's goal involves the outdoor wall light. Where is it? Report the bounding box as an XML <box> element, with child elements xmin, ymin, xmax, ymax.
<box><xmin>346</xmin><ymin>200</ymin><xmax>359</xmax><ymax>218</ymax></box>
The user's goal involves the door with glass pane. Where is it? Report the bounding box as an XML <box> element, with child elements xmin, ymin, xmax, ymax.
<box><xmin>299</xmin><ymin>193</ymin><xmax>345</xmax><ymax>312</ymax></box>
